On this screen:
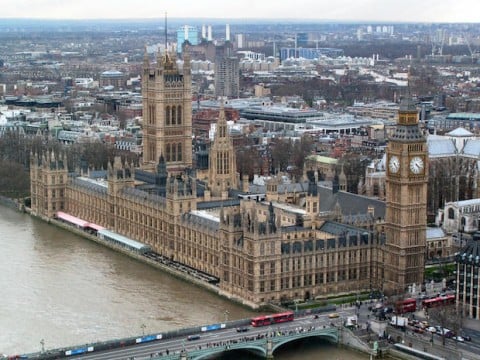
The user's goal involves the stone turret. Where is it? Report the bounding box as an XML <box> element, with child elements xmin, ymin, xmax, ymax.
<box><xmin>207</xmin><ymin>98</ymin><xmax>237</xmax><ymax>199</ymax></box>
<box><xmin>30</xmin><ymin>150</ymin><xmax>68</xmax><ymax>218</ymax></box>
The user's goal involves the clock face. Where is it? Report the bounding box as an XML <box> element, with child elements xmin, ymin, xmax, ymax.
<box><xmin>410</xmin><ymin>156</ymin><xmax>424</xmax><ymax>174</ymax></box>
<box><xmin>388</xmin><ymin>155</ymin><xmax>400</xmax><ymax>173</ymax></box>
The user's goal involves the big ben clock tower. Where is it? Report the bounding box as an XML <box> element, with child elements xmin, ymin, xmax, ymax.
<box><xmin>384</xmin><ymin>96</ymin><xmax>428</xmax><ymax>296</ymax></box>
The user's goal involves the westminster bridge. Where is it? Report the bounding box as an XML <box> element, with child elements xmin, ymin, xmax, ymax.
<box><xmin>21</xmin><ymin>311</ymin><xmax>351</xmax><ymax>360</ymax></box>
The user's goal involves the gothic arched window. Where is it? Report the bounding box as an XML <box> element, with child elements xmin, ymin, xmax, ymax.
<box><xmin>177</xmin><ymin>143</ymin><xmax>182</xmax><ymax>161</ymax></box>
<box><xmin>172</xmin><ymin>106</ymin><xmax>176</xmax><ymax>125</ymax></box>
<box><xmin>177</xmin><ymin>105</ymin><xmax>182</xmax><ymax>125</ymax></box>
<box><xmin>172</xmin><ymin>142</ymin><xmax>177</xmax><ymax>161</ymax></box>
<box><xmin>448</xmin><ymin>208</ymin><xmax>455</xmax><ymax>219</ymax></box>
<box><xmin>165</xmin><ymin>106</ymin><xmax>171</xmax><ymax>125</ymax></box>
<box><xmin>166</xmin><ymin>144</ymin><xmax>171</xmax><ymax>162</ymax></box>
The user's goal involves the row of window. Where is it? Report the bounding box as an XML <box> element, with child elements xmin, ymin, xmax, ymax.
<box><xmin>257</xmin><ymin>268</ymin><xmax>371</xmax><ymax>293</ymax></box>
<box><xmin>165</xmin><ymin>143</ymin><xmax>183</xmax><ymax>162</ymax></box>
<box><xmin>280</xmin><ymin>235</ymin><xmax>371</xmax><ymax>254</ymax></box>
<box><xmin>146</xmin><ymin>104</ymin><xmax>183</xmax><ymax>126</ymax></box>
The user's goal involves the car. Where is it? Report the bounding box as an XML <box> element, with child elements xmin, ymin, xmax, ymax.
<box><xmin>236</xmin><ymin>327</ymin><xmax>249</xmax><ymax>332</ymax></box>
<box><xmin>413</xmin><ymin>327</ymin><xmax>425</xmax><ymax>334</ymax></box>
<box><xmin>187</xmin><ymin>335</ymin><xmax>201</xmax><ymax>341</ymax></box>
<box><xmin>453</xmin><ymin>336</ymin><xmax>465</xmax><ymax>342</ymax></box>
<box><xmin>462</xmin><ymin>334</ymin><xmax>472</xmax><ymax>341</ymax></box>
<box><xmin>426</xmin><ymin>326</ymin><xmax>437</xmax><ymax>333</ymax></box>
<box><xmin>328</xmin><ymin>313</ymin><xmax>340</xmax><ymax>319</ymax></box>
<box><xmin>436</xmin><ymin>327</ymin><xmax>453</xmax><ymax>337</ymax></box>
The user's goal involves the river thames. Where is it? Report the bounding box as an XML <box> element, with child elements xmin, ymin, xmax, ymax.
<box><xmin>0</xmin><ymin>205</ymin><xmax>368</xmax><ymax>359</ymax></box>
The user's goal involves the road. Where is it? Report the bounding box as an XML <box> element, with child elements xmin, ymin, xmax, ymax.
<box><xmin>354</xmin><ymin>297</ymin><xmax>480</xmax><ymax>360</ymax></box>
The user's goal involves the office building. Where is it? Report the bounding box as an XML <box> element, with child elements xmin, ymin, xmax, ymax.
<box><xmin>177</xmin><ymin>25</ymin><xmax>199</xmax><ymax>53</ymax></box>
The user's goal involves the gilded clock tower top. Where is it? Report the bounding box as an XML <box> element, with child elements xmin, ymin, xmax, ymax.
<box><xmin>390</xmin><ymin>97</ymin><xmax>425</xmax><ymax>142</ymax></box>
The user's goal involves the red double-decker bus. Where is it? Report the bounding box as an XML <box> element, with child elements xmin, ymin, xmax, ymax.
<box><xmin>251</xmin><ymin>311</ymin><xmax>294</xmax><ymax>327</ymax></box>
<box><xmin>422</xmin><ymin>294</ymin><xmax>455</xmax><ymax>309</ymax></box>
<box><xmin>395</xmin><ymin>298</ymin><xmax>417</xmax><ymax>314</ymax></box>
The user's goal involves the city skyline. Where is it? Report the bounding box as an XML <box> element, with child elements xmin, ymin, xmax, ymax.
<box><xmin>1</xmin><ymin>0</ymin><xmax>479</xmax><ymax>23</ymax></box>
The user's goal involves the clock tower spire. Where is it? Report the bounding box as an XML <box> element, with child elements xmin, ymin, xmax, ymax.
<box><xmin>384</xmin><ymin>95</ymin><xmax>428</xmax><ymax>295</ymax></box>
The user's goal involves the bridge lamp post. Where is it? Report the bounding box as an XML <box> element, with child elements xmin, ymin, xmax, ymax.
<box><xmin>293</xmin><ymin>299</ymin><xmax>299</xmax><ymax>312</ymax></box>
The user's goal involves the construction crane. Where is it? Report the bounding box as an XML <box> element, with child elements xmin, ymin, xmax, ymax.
<box><xmin>463</xmin><ymin>33</ymin><xmax>480</xmax><ymax>63</ymax></box>
<box><xmin>431</xmin><ymin>29</ymin><xmax>445</xmax><ymax>56</ymax></box>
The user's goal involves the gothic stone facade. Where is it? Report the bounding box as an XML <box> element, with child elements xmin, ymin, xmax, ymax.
<box><xmin>30</xmin><ymin>154</ymin><xmax>384</xmax><ymax>306</ymax></box>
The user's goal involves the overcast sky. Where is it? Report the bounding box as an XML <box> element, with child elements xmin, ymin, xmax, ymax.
<box><xmin>1</xmin><ymin>0</ymin><xmax>479</xmax><ymax>22</ymax></box>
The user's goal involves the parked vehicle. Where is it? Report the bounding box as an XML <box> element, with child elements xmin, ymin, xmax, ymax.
<box><xmin>390</xmin><ymin>316</ymin><xmax>408</xmax><ymax>328</ymax></box>
<box><xmin>453</xmin><ymin>336</ymin><xmax>465</xmax><ymax>342</ymax></box>
<box><xmin>435</xmin><ymin>327</ymin><xmax>453</xmax><ymax>337</ymax></box>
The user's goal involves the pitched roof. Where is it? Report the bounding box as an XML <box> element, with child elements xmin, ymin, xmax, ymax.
<box><xmin>446</xmin><ymin>127</ymin><xmax>474</xmax><ymax>137</ymax></box>
<box><xmin>427</xmin><ymin>227</ymin><xmax>446</xmax><ymax>239</ymax></box>
<box><xmin>427</xmin><ymin>137</ymin><xmax>457</xmax><ymax>157</ymax></box>
<box><xmin>462</xmin><ymin>139</ymin><xmax>480</xmax><ymax>157</ymax></box>
<box><xmin>318</xmin><ymin>185</ymin><xmax>386</xmax><ymax>219</ymax></box>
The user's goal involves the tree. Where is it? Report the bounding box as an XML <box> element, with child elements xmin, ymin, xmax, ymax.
<box><xmin>236</xmin><ymin>146</ymin><xmax>262</xmax><ymax>179</ymax></box>
<box><xmin>291</xmin><ymin>135</ymin><xmax>314</xmax><ymax>180</ymax></box>
<box><xmin>0</xmin><ymin>160</ymin><xmax>30</xmax><ymax>198</ymax></box>
<box><xmin>428</xmin><ymin>305</ymin><xmax>459</xmax><ymax>346</ymax></box>
<box><xmin>270</xmin><ymin>138</ymin><xmax>292</xmax><ymax>173</ymax></box>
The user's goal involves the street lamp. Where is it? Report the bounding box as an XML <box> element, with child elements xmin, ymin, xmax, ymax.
<box><xmin>140</xmin><ymin>323</ymin><xmax>146</xmax><ymax>336</ymax></box>
<box><xmin>40</xmin><ymin>339</ymin><xmax>45</xmax><ymax>353</ymax></box>
<box><xmin>293</xmin><ymin>299</ymin><xmax>299</xmax><ymax>312</ymax></box>
<box><xmin>224</xmin><ymin>310</ymin><xmax>230</xmax><ymax>323</ymax></box>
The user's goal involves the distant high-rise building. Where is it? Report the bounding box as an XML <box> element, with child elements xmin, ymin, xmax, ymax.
<box><xmin>225</xmin><ymin>24</ymin><xmax>230</xmax><ymax>42</ymax></box>
<box><xmin>235</xmin><ymin>33</ymin><xmax>245</xmax><ymax>49</ymax></box>
<box><xmin>296</xmin><ymin>33</ymin><xmax>309</xmax><ymax>47</ymax></box>
<box><xmin>207</xmin><ymin>25</ymin><xmax>212</xmax><ymax>41</ymax></box>
<box><xmin>280</xmin><ymin>47</ymin><xmax>344</xmax><ymax>60</ymax></box>
<box><xmin>177</xmin><ymin>25</ymin><xmax>199</xmax><ymax>53</ymax></box>
<box><xmin>214</xmin><ymin>56</ymin><xmax>239</xmax><ymax>98</ymax></box>
<box><xmin>214</xmin><ymin>42</ymin><xmax>238</xmax><ymax>98</ymax></box>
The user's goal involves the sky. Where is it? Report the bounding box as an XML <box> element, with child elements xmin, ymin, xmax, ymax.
<box><xmin>1</xmin><ymin>0</ymin><xmax>480</xmax><ymax>23</ymax></box>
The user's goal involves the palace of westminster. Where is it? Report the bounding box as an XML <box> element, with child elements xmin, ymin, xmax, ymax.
<box><xmin>29</xmin><ymin>47</ymin><xmax>430</xmax><ymax>308</ymax></box>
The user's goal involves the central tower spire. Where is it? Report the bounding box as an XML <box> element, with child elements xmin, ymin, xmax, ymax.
<box><xmin>207</xmin><ymin>98</ymin><xmax>238</xmax><ymax>199</ymax></box>
<box><xmin>141</xmin><ymin>25</ymin><xmax>193</xmax><ymax>174</ymax></box>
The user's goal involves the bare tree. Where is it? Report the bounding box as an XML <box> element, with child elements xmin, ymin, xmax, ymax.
<box><xmin>270</xmin><ymin>138</ymin><xmax>292</xmax><ymax>173</ymax></box>
<box><xmin>0</xmin><ymin>160</ymin><xmax>30</xmax><ymax>198</ymax></box>
<box><xmin>428</xmin><ymin>305</ymin><xmax>459</xmax><ymax>346</ymax></box>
